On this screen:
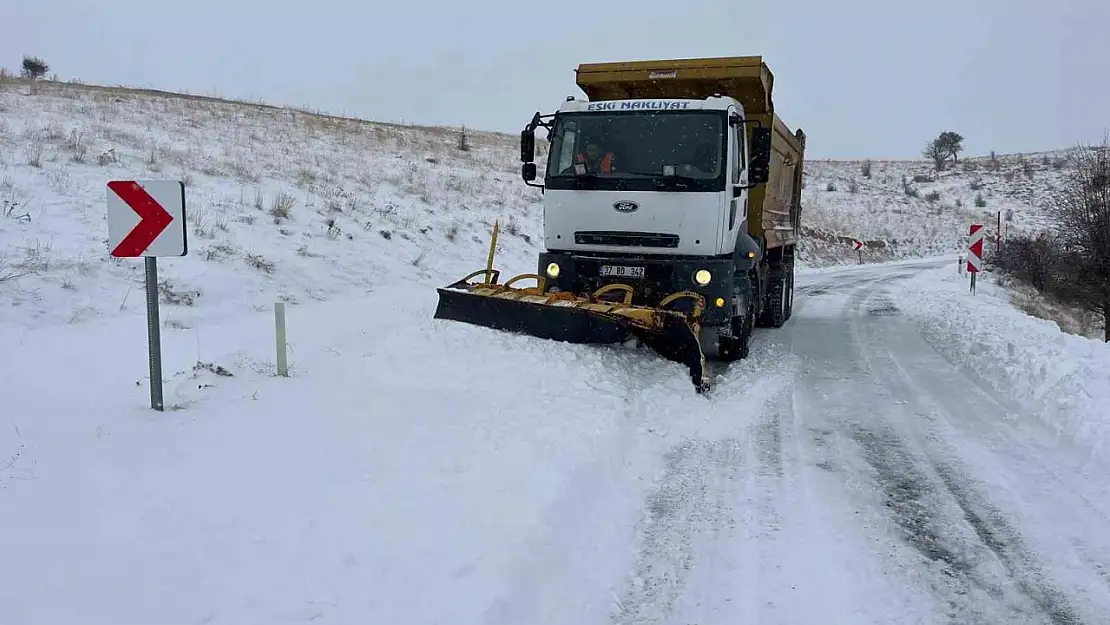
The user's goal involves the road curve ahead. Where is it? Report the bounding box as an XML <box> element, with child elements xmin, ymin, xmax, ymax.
<box><xmin>606</xmin><ymin>258</ymin><xmax>1110</xmax><ymax>625</ymax></box>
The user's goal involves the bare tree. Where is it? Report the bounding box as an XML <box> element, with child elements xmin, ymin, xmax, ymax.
<box><xmin>923</xmin><ymin>138</ymin><xmax>948</xmax><ymax>171</ymax></box>
<box><xmin>1045</xmin><ymin>136</ymin><xmax>1110</xmax><ymax>341</ymax></box>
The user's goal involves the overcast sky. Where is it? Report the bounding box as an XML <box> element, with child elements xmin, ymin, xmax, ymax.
<box><xmin>3</xmin><ymin>0</ymin><xmax>1106</xmax><ymax>159</ymax></box>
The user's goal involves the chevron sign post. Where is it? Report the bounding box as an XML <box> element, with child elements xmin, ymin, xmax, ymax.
<box><xmin>967</xmin><ymin>223</ymin><xmax>984</xmax><ymax>293</ymax></box>
<box><xmin>106</xmin><ymin>180</ymin><xmax>188</xmax><ymax>412</ymax></box>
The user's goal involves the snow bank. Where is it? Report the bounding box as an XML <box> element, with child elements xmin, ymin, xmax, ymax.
<box><xmin>0</xmin><ymin>282</ymin><xmax>646</xmax><ymax>624</ymax></box>
<box><xmin>892</xmin><ymin>266</ymin><xmax>1110</xmax><ymax>459</ymax></box>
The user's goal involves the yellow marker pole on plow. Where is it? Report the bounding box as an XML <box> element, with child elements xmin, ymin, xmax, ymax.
<box><xmin>484</xmin><ymin>220</ymin><xmax>500</xmax><ymax>284</ymax></box>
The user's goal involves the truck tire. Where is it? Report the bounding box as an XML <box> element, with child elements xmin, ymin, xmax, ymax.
<box><xmin>715</xmin><ymin>273</ymin><xmax>755</xmax><ymax>361</ymax></box>
<box><xmin>758</xmin><ymin>265</ymin><xmax>788</xmax><ymax>328</ymax></box>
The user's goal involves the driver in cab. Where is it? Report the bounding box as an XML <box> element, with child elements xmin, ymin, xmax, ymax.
<box><xmin>576</xmin><ymin>140</ymin><xmax>616</xmax><ymax>173</ymax></box>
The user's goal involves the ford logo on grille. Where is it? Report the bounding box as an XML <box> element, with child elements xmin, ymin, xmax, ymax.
<box><xmin>613</xmin><ymin>201</ymin><xmax>639</xmax><ymax>213</ymax></box>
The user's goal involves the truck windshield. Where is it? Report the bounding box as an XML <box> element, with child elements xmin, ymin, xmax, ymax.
<box><xmin>545</xmin><ymin>110</ymin><xmax>727</xmax><ymax>192</ymax></box>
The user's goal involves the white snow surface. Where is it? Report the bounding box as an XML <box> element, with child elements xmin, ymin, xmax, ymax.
<box><xmin>892</xmin><ymin>265</ymin><xmax>1110</xmax><ymax>462</ymax></box>
<box><xmin>2</xmin><ymin>79</ymin><xmax>1109</xmax><ymax>624</ymax></box>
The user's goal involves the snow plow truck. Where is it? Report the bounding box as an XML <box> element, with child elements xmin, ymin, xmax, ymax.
<box><xmin>434</xmin><ymin>55</ymin><xmax>806</xmax><ymax>392</ymax></box>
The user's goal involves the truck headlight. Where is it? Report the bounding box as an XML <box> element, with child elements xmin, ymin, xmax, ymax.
<box><xmin>694</xmin><ymin>269</ymin><xmax>711</xmax><ymax>286</ymax></box>
<box><xmin>546</xmin><ymin>262</ymin><xmax>561</xmax><ymax>278</ymax></box>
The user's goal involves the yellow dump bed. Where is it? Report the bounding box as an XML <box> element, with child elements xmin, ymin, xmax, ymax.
<box><xmin>574</xmin><ymin>56</ymin><xmax>805</xmax><ymax>249</ymax></box>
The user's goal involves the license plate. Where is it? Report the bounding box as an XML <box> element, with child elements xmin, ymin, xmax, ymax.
<box><xmin>600</xmin><ymin>265</ymin><xmax>645</xmax><ymax>279</ymax></box>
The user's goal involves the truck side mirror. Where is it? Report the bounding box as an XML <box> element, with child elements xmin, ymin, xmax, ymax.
<box><xmin>748</xmin><ymin>127</ymin><xmax>772</xmax><ymax>184</ymax></box>
<box><xmin>520</xmin><ymin>130</ymin><xmax>535</xmax><ymax>163</ymax></box>
<box><xmin>522</xmin><ymin>162</ymin><xmax>537</xmax><ymax>182</ymax></box>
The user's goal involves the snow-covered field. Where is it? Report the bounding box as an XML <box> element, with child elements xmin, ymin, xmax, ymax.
<box><xmin>2</xmin><ymin>77</ymin><xmax>1108</xmax><ymax>624</ymax></box>
<box><xmin>0</xmin><ymin>78</ymin><xmax>542</xmax><ymax>331</ymax></box>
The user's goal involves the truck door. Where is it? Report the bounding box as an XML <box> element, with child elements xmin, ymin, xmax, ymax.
<box><xmin>728</xmin><ymin>108</ymin><xmax>748</xmax><ymax>236</ymax></box>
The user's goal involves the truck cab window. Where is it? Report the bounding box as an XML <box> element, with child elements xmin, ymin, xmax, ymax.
<box><xmin>546</xmin><ymin>123</ymin><xmax>578</xmax><ymax>177</ymax></box>
<box><xmin>545</xmin><ymin>111</ymin><xmax>726</xmax><ymax>188</ymax></box>
<box><xmin>731</xmin><ymin>123</ymin><xmax>746</xmax><ymax>185</ymax></box>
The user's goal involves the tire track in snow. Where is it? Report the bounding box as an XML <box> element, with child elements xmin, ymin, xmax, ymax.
<box><xmin>846</xmin><ymin>285</ymin><xmax>1088</xmax><ymax>625</ymax></box>
<box><xmin>477</xmin><ymin>340</ymin><xmax>714</xmax><ymax>625</ymax></box>
<box><xmin>609</xmin><ymin>437</ymin><xmax>748</xmax><ymax>625</ymax></box>
<box><xmin>608</xmin><ymin>340</ymin><xmax>796</xmax><ymax>625</ymax></box>
<box><xmin>932</xmin><ymin>463</ymin><xmax>1083</xmax><ymax>625</ymax></box>
<box><xmin>849</xmin><ymin>420</ymin><xmax>1085</xmax><ymax>625</ymax></box>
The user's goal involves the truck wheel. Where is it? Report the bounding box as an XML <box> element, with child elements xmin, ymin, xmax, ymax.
<box><xmin>715</xmin><ymin>274</ymin><xmax>755</xmax><ymax>361</ymax></box>
<box><xmin>733</xmin><ymin>274</ymin><xmax>756</xmax><ymax>359</ymax></box>
<box><xmin>736</xmin><ymin>299</ymin><xmax>754</xmax><ymax>359</ymax></box>
<box><xmin>758</xmin><ymin>265</ymin><xmax>788</xmax><ymax>328</ymax></box>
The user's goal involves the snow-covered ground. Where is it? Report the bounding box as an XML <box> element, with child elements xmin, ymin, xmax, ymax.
<box><xmin>5</xmin><ymin>255</ymin><xmax>1109</xmax><ymax>624</ymax></box>
<box><xmin>2</xmin><ymin>77</ymin><xmax>1109</xmax><ymax>625</ymax></box>
<box><xmin>892</xmin><ymin>264</ymin><xmax>1110</xmax><ymax>461</ymax></box>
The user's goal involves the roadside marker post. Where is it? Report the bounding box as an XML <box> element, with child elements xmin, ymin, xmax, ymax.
<box><xmin>967</xmin><ymin>223</ymin><xmax>984</xmax><ymax>294</ymax></box>
<box><xmin>275</xmin><ymin>302</ymin><xmax>289</xmax><ymax>377</ymax></box>
<box><xmin>106</xmin><ymin>180</ymin><xmax>187</xmax><ymax>411</ymax></box>
<box><xmin>853</xmin><ymin>239</ymin><xmax>863</xmax><ymax>265</ymax></box>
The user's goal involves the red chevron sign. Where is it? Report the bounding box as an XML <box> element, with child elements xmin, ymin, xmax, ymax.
<box><xmin>967</xmin><ymin>223</ymin><xmax>984</xmax><ymax>273</ymax></box>
<box><xmin>107</xmin><ymin>180</ymin><xmax>187</xmax><ymax>257</ymax></box>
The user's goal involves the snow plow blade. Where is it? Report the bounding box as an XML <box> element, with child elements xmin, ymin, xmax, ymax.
<box><xmin>434</xmin><ymin>269</ymin><xmax>710</xmax><ymax>391</ymax></box>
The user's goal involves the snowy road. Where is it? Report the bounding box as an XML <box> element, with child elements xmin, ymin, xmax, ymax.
<box><xmin>508</xmin><ymin>258</ymin><xmax>1110</xmax><ymax>625</ymax></box>
<box><xmin>773</xmin><ymin>260</ymin><xmax>1110</xmax><ymax>624</ymax></box>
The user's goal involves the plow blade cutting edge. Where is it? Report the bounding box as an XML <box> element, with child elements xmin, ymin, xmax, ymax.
<box><xmin>433</xmin><ymin>268</ymin><xmax>710</xmax><ymax>391</ymax></box>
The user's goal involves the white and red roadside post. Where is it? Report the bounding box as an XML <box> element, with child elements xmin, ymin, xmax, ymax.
<box><xmin>107</xmin><ymin>180</ymin><xmax>187</xmax><ymax>411</ymax></box>
<box><xmin>853</xmin><ymin>239</ymin><xmax>864</xmax><ymax>265</ymax></box>
<box><xmin>967</xmin><ymin>223</ymin><xmax>984</xmax><ymax>294</ymax></box>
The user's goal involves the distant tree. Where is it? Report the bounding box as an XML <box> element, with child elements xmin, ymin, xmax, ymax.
<box><xmin>457</xmin><ymin>125</ymin><xmax>470</xmax><ymax>152</ymax></box>
<box><xmin>1044</xmin><ymin>137</ymin><xmax>1110</xmax><ymax>341</ymax></box>
<box><xmin>923</xmin><ymin>138</ymin><xmax>948</xmax><ymax>171</ymax></box>
<box><xmin>937</xmin><ymin>131</ymin><xmax>964</xmax><ymax>162</ymax></box>
<box><xmin>860</xmin><ymin>159</ymin><xmax>872</xmax><ymax>178</ymax></box>
<box><xmin>922</xmin><ymin>131</ymin><xmax>964</xmax><ymax>171</ymax></box>
<box><xmin>20</xmin><ymin>55</ymin><xmax>48</xmax><ymax>80</ymax></box>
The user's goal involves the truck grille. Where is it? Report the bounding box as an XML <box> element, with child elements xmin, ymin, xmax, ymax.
<box><xmin>573</xmin><ymin>231</ymin><xmax>680</xmax><ymax>248</ymax></box>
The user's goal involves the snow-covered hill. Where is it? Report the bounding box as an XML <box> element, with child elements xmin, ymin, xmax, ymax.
<box><xmin>800</xmin><ymin>151</ymin><xmax>1070</xmax><ymax>262</ymax></box>
<box><xmin>0</xmin><ymin>76</ymin><xmax>1071</xmax><ymax>331</ymax></box>
<box><xmin>0</xmin><ymin>78</ymin><xmax>545</xmax><ymax>331</ymax></box>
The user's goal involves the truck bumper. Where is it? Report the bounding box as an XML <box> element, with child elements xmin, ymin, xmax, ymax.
<box><xmin>537</xmin><ymin>252</ymin><xmax>736</xmax><ymax>326</ymax></box>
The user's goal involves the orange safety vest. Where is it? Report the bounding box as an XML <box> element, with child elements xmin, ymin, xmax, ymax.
<box><xmin>577</xmin><ymin>151</ymin><xmax>614</xmax><ymax>173</ymax></box>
